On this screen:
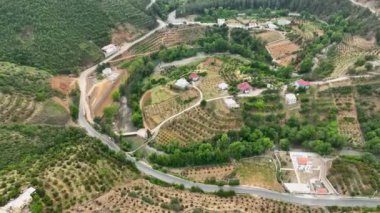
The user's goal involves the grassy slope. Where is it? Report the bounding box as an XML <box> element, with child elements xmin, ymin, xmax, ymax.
<box><xmin>0</xmin><ymin>0</ymin><xmax>156</xmax><ymax>73</ymax></box>
<box><xmin>0</xmin><ymin>124</ymin><xmax>139</xmax><ymax>212</ymax></box>
<box><xmin>0</xmin><ymin>62</ymin><xmax>53</xmax><ymax>98</ymax></box>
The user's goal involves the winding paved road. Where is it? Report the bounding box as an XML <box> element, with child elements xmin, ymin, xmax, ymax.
<box><xmin>77</xmin><ymin>13</ymin><xmax>380</xmax><ymax>208</ymax></box>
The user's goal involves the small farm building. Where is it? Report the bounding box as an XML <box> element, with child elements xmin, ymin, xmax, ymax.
<box><xmin>102</xmin><ymin>68</ymin><xmax>113</xmax><ymax>77</ymax></box>
<box><xmin>224</xmin><ymin>98</ymin><xmax>240</xmax><ymax>109</ymax></box>
<box><xmin>102</xmin><ymin>44</ymin><xmax>118</xmax><ymax>58</ymax></box>
<box><xmin>238</xmin><ymin>82</ymin><xmax>252</xmax><ymax>93</ymax></box>
<box><xmin>175</xmin><ymin>78</ymin><xmax>190</xmax><ymax>90</ymax></box>
<box><xmin>189</xmin><ymin>72</ymin><xmax>199</xmax><ymax>82</ymax></box>
<box><xmin>285</xmin><ymin>93</ymin><xmax>297</xmax><ymax>105</ymax></box>
<box><xmin>295</xmin><ymin>79</ymin><xmax>311</xmax><ymax>89</ymax></box>
<box><xmin>218</xmin><ymin>82</ymin><xmax>229</xmax><ymax>90</ymax></box>
<box><xmin>217</xmin><ymin>19</ymin><xmax>226</xmax><ymax>26</ymax></box>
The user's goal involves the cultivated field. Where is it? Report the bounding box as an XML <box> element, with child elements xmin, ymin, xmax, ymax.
<box><xmin>237</xmin><ymin>158</ymin><xmax>284</xmax><ymax>192</ymax></box>
<box><xmin>70</xmin><ymin>179</ymin><xmax>324</xmax><ymax>213</ymax></box>
<box><xmin>171</xmin><ymin>164</ymin><xmax>236</xmax><ymax>182</ymax></box>
<box><xmin>328</xmin><ymin>157</ymin><xmax>380</xmax><ymax>197</ymax></box>
<box><xmin>254</xmin><ymin>30</ymin><xmax>285</xmax><ymax>43</ymax></box>
<box><xmin>330</xmin><ymin>36</ymin><xmax>380</xmax><ymax>77</ymax></box>
<box><xmin>0</xmin><ymin>93</ymin><xmax>38</xmax><ymax>123</ymax></box>
<box><xmin>266</xmin><ymin>39</ymin><xmax>300</xmax><ymax>66</ymax></box>
<box><xmin>142</xmin><ymin>88</ymin><xmax>200</xmax><ymax>129</ymax></box>
<box><xmin>156</xmin><ymin>100</ymin><xmax>243</xmax><ymax>146</ymax></box>
<box><xmin>0</xmin><ymin>125</ymin><xmax>138</xmax><ymax>211</ymax></box>
<box><xmin>123</xmin><ymin>25</ymin><xmax>206</xmax><ymax>57</ymax></box>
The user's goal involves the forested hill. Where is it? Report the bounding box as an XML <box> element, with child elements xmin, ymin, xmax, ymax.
<box><xmin>0</xmin><ymin>0</ymin><xmax>156</xmax><ymax>74</ymax></box>
<box><xmin>176</xmin><ymin>0</ymin><xmax>380</xmax><ymax>38</ymax></box>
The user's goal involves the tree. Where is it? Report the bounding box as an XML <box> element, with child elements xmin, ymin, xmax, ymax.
<box><xmin>200</xmin><ymin>99</ymin><xmax>207</xmax><ymax>108</ymax></box>
<box><xmin>228</xmin><ymin>141</ymin><xmax>245</xmax><ymax>159</ymax></box>
<box><xmin>112</xmin><ymin>90</ymin><xmax>120</xmax><ymax>102</ymax></box>
<box><xmin>279</xmin><ymin>139</ymin><xmax>290</xmax><ymax>151</ymax></box>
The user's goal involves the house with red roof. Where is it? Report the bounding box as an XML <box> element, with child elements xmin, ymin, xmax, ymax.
<box><xmin>237</xmin><ymin>82</ymin><xmax>252</xmax><ymax>94</ymax></box>
<box><xmin>295</xmin><ymin>79</ymin><xmax>311</xmax><ymax>89</ymax></box>
<box><xmin>189</xmin><ymin>72</ymin><xmax>199</xmax><ymax>82</ymax></box>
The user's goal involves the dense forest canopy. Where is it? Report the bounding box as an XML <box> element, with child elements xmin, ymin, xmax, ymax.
<box><xmin>0</xmin><ymin>0</ymin><xmax>156</xmax><ymax>74</ymax></box>
<box><xmin>175</xmin><ymin>0</ymin><xmax>380</xmax><ymax>37</ymax></box>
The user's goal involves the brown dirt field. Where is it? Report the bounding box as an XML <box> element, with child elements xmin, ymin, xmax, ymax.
<box><xmin>70</xmin><ymin>179</ymin><xmax>324</xmax><ymax>213</ymax></box>
<box><xmin>254</xmin><ymin>31</ymin><xmax>285</xmax><ymax>43</ymax></box>
<box><xmin>111</xmin><ymin>24</ymin><xmax>145</xmax><ymax>45</ymax></box>
<box><xmin>50</xmin><ymin>76</ymin><xmax>77</xmax><ymax>95</ymax></box>
<box><xmin>51</xmin><ymin>96</ymin><xmax>70</xmax><ymax>112</ymax></box>
<box><xmin>236</xmin><ymin>158</ymin><xmax>284</xmax><ymax>192</ymax></box>
<box><xmin>88</xmin><ymin>69</ymin><xmax>125</xmax><ymax>117</ymax></box>
<box><xmin>266</xmin><ymin>39</ymin><xmax>300</xmax><ymax>66</ymax></box>
<box><xmin>172</xmin><ymin>164</ymin><xmax>236</xmax><ymax>182</ymax></box>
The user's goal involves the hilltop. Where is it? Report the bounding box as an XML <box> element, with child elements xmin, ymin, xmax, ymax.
<box><xmin>0</xmin><ymin>0</ymin><xmax>156</xmax><ymax>73</ymax></box>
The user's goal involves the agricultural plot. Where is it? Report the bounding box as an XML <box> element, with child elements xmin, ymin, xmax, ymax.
<box><xmin>0</xmin><ymin>125</ymin><xmax>137</xmax><ymax>211</ymax></box>
<box><xmin>298</xmin><ymin>90</ymin><xmax>336</xmax><ymax>124</ymax></box>
<box><xmin>156</xmin><ymin>100</ymin><xmax>243</xmax><ymax>146</ymax></box>
<box><xmin>331</xmin><ymin>88</ymin><xmax>364</xmax><ymax>145</ymax></box>
<box><xmin>266</xmin><ymin>39</ymin><xmax>300</xmax><ymax>66</ymax></box>
<box><xmin>171</xmin><ymin>164</ymin><xmax>235</xmax><ymax>182</ymax></box>
<box><xmin>0</xmin><ymin>93</ymin><xmax>39</xmax><ymax>123</ymax></box>
<box><xmin>327</xmin><ymin>157</ymin><xmax>380</xmax><ymax>196</ymax></box>
<box><xmin>236</xmin><ymin>158</ymin><xmax>284</xmax><ymax>192</ymax></box>
<box><xmin>330</xmin><ymin>36</ymin><xmax>380</xmax><ymax>77</ymax></box>
<box><xmin>142</xmin><ymin>88</ymin><xmax>200</xmax><ymax>129</ymax></box>
<box><xmin>196</xmin><ymin>59</ymin><xmax>228</xmax><ymax>99</ymax></box>
<box><xmin>254</xmin><ymin>30</ymin><xmax>285</xmax><ymax>43</ymax></box>
<box><xmin>124</xmin><ymin>25</ymin><xmax>206</xmax><ymax>56</ymax></box>
<box><xmin>291</xmin><ymin>21</ymin><xmax>324</xmax><ymax>42</ymax></box>
<box><xmin>28</xmin><ymin>100</ymin><xmax>70</xmax><ymax>125</ymax></box>
<box><xmin>70</xmin><ymin>179</ymin><xmax>324</xmax><ymax>213</ymax></box>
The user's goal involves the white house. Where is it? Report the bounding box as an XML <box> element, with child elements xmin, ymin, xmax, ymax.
<box><xmin>0</xmin><ymin>187</ymin><xmax>36</xmax><ymax>213</ymax></box>
<box><xmin>224</xmin><ymin>98</ymin><xmax>240</xmax><ymax>109</ymax></box>
<box><xmin>285</xmin><ymin>93</ymin><xmax>297</xmax><ymax>105</ymax></box>
<box><xmin>102</xmin><ymin>68</ymin><xmax>113</xmax><ymax>77</ymax></box>
<box><xmin>102</xmin><ymin>44</ymin><xmax>119</xmax><ymax>58</ymax></box>
<box><xmin>174</xmin><ymin>78</ymin><xmax>190</xmax><ymax>90</ymax></box>
<box><xmin>218</xmin><ymin>82</ymin><xmax>229</xmax><ymax>90</ymax></box>
<box><xmin>217</xmin><ymin>19</ymin><xmax>226</xmax><ymax>26</ymax></box>
<box><xmin>267</xmin><ymin>22</ymin><xmax>279</xmax><ymax>30</ymax></box>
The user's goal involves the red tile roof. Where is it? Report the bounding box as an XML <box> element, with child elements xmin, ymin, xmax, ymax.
<box><xmin>238</xmin><ymin>82</ymin><xmax>252</xmax><ymax>91</ymax></box>
<box><xmin>296</xmin><ymin>79</ymin><xmax>311</xmax><ymax>86</ymax></box>
<box><xmin>189</xmin><ymin>73</ymin><xmax>199</xmax><ymax>80</ymax></box>
<box><xmin>297</xmin><ymin>157</ymin><xmax>308</xmax><ymax>165</ymax></box>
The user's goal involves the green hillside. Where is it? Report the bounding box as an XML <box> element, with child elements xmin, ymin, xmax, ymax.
<box><xmin>0</xmin><ymin>124</ymin><xmax>138</xmax><ymax>212</ymax></box>
<box><xmin>0</xmin><ymin>0</ymin><xmax>156</xmax><ymax>74</ymax></box>
<box><xmin>173</xmin><ymin>0</ymin><xmax>380</xmax><ymax>38</ymax></box>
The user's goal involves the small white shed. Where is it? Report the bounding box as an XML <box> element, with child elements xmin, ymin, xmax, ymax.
<box><xmin>285</xmin><ymin>93</ymin><xmax>297</xmax><ymax>105</ymax></box>
<box><xmin>218</xmin><ymin>82</ymin><xmax>229</xmax><ymax>90</ymax></box>
<box><xmin>175</xmin><ymin>78</ymin><xmax>190</xmax><ymax>90</ymax></box>
<box><xmin>224</xmin><ymin>98</ymin><xmax>240</xmax><ymax>109</ymax></box>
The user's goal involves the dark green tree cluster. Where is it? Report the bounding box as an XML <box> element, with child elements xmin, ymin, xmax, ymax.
<box><xmin>0</xmin><ymin>62</ymin><xmax>54</xmax><ymax>101</ymax></box>
<box><xmin>198</xmin><ymin>26</ymin><xmax>271</xmax><ymax>62</ymax></box>
<box><xmin>150</xmin><ymin>128</ymin><xmax>274</xmax><ymax>167</ymax></box>
<box><xmin>119</xmin><ymin>57</ymin><xmax>155</xmax><ymax>128</ymax></box>
<box><xmin>156</xmin><ymin>45</ymin><xmax>198</xmax><ymax>62</ymax></box>
<box><xmin>0</xmin><ymin>0</ymin><xmax>156</xmax><ymax>73</ymax></box>
<box><xmin>176</xmin><ymin>0</ymin><xmax>379</xmax><ymax>39</ymax></box>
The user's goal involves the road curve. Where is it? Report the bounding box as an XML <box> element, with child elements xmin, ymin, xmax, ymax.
<box><xmin>77</xmin><ymin>16</ymin><xmax>380</xmax><ymax>208</ymax></box>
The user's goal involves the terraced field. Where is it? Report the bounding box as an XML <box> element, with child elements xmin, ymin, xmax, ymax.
<box><xmin>0</xmin><ymin>125</ymin><xmax>138</xmax><ymax>211</ymax></box>
<box><xmin>70</xmin><ymin>179</ymin><xmax>324</xmax><ymax>213</ymax></box>
<box><xmin>124</xmin><ymin>25</ymin><xmax>206</xmax><ymax>56</ymax></box>
<box><xmin>156</xmin><ymin>100</ymin><xmax>243</xmax><ymax>146</ymax></box>
<box><xmin>331</xmin><ymin>36</ymin><xmax>380</xmax><ymax>77</ymax></box>
<box><xmin>0</xmin><ymin>93</ymin><xmax>38</xmax><ymax>123</ymax></box>
<box><xmin>328</xmin><ymin>157</ymin><xmax>380</xmax><ymax>197</ymax></box>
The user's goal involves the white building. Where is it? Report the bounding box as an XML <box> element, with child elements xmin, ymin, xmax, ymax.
<box><xmin>217</xmin><ymin>19</ymin><xmax>226</xmax><ymax>26</ymax></box>
<box><xmin>174</xmin><ymin>78</ymin><xmax>190</xmax><ymax>90</ymax></box>
<box><xmin>218</xmin><ymin>82</ymin><xmax>229</xmax><ymax>90</ymax></box>
<box><xmin>267</xmin><ymin>22</ymin><xmax>279</xmax><ymax>30</ymax></box>
<box><xmin>0</xmin><ymin>187</ymin><xmax>36</xmax><ymax>213</ymax></box>
<box><xmin>102</xmin><ymin>44</ymin><xmax>119</xmax><ymax>58</ymax></box>
<box><xmin>224</xmin><ymin>98</ymin><xmax>240</xmax><ymax>109</ymax></box>
<box><xmin>102</xmin><ymin>68</ymin><xmax>113</xmax><ymax>77</ymax></box>
<box><xmin>285</xmin><ymin>93</ymin><xmax>297</xmax><ymax>105</ymax></box>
